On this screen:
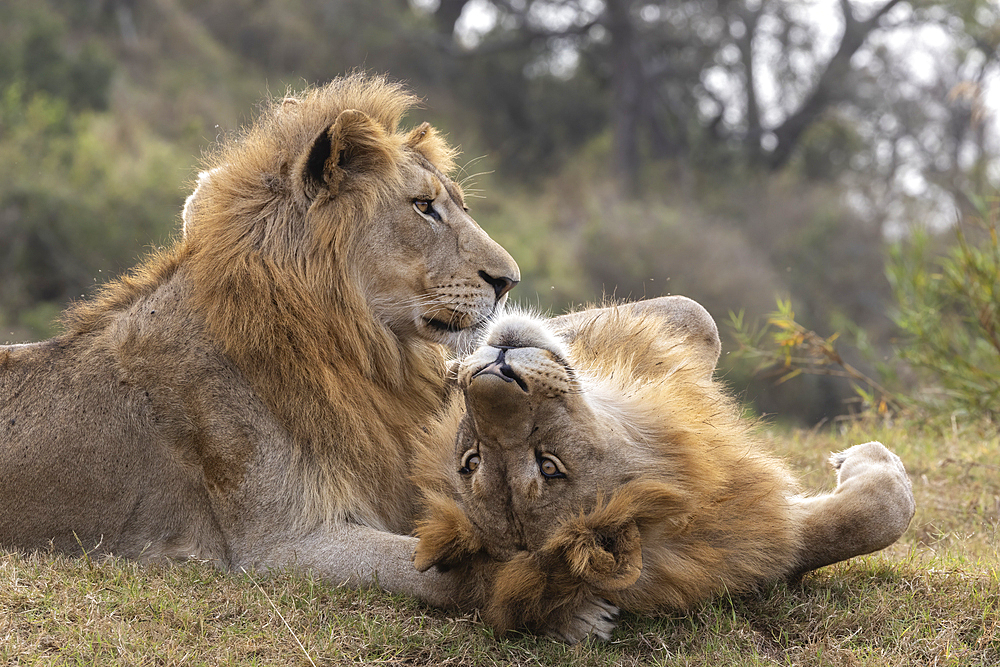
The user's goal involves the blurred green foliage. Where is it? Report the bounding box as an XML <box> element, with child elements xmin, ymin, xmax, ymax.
<box><xmin>0</xmin><ymin>2</ymin><xmax>114</xmax><ymax>113</ymax></box>
<box><xmin>887</xmin><ymin>198</ymin><xmax>1000</xmax><ymax>421</ymax></box>
<box><xmin>0</xmin><ymin>1</ymin><xmax>192</xmax><ymax>341</ymax></box>
<box><xmin>0</xmin><ymin>0</ymin><xmax>995</xmax><ymax>422</ymax></box>
<box><xmin>729</xmin><ymin>194</ymin><xmax>1000</xmax><ymax>424</ymax></box>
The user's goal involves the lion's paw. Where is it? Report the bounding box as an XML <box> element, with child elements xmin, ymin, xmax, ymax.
<box><xmin>830</xmin><ymin>440</ymin><xmax>915</xmax><ymax>547</ymax></box>
<box><xmin>830</xmin><ymin>441</ymin><xmax>909</xmax><ymax>488</ymax></box>
<box><xmin>542</xmin><ymin>597</ymin><xmax>619</xmax><ymax>644</ymax></box>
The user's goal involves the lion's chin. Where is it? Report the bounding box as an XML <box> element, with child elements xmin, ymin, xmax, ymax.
<box><xmin>423</xmin><ymin>316</ymin><xmax>468</xmax><ymax>335</ymax></box>
<box><xmin>418</xmin><ymin>317</ymin><xmax>480</xmax><ymax>353</ymax></box>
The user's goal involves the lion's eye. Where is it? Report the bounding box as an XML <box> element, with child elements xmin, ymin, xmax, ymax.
<box><xmin>538</xmin><ymin>454</ymin><xmax>566</xmax><ymax>479</ymax></box>
<box><xmin>413</xmin><ymin>199</ymin><xmax>441</xmax><ymax>222</ymax></box>
<box><xmin>459</xmin><ymin>450</ymin><xmax>480</xmax><ymax>475</ymax></box>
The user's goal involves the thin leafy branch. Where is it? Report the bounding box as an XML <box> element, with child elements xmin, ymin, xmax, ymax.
<box><xmin>887</xmin><ymin>195</ymin><xmax>1000</xmax><ymax>420</ymax></box>
<box><xmin>729</xmin><ymin>299</ymin><xmax>901</xmax><ymax>415</ymax></box>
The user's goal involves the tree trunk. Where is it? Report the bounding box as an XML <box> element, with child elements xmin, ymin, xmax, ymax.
<box><xmin>434</xmin><ymin>0</ymin><xmax>470</xmax><ymax>38</ymax></box>
<box><xmin>605</xmin><ymin>0</ymin><xmax>642</xmax><ymax>195</ymax></box>
<box><xmin>765</xmin><ymin>0</ymin><xmax>903</xmax><ymax>170</ymax></box>
<box><xmin>738</xmin><ymin>6</ymin><xmax>763</xmax><ymax>164</ymax></box>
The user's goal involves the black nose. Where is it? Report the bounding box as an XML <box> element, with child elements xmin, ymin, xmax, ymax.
<box><xmin>472</xmin><ymin>348</ymin><xmax>528</xmax><ymax>392</ymax></box>
<box><xmin>479</xmin><ymin>271</ymin><xmax>518</xmax><ymax>301</ymax></box>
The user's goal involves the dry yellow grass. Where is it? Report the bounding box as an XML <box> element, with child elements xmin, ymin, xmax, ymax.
<box><xmin>1</xmin><ymin>419</ymin><xmax>997</xmax><ymax>666</ymax></box>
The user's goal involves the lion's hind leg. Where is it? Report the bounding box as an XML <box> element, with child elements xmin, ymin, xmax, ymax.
<box><xmin>789</xmin><ymin>441</ymin><xmax>915</xmax><ymax>580</ymax></box>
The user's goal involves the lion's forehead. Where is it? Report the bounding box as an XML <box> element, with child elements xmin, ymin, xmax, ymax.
<box><xmin>408</xmin><ymin>153</ymin><xmax>465</xmax><ymax>208</ymax></box>
<box><xmin>465</xmin><ymin>473</ymin><xmax>593</xmax><ymax>550</ymax></box>
<box><xmin>482</xmin><ymin>311</ymin><xmax>568</xmax><ymax>354</ymax></box>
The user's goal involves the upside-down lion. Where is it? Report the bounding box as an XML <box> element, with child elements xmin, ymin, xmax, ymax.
<box><xmin>413</xmin><ymin>297</ymin><xmax>916</xmax><ymax>640</ymax></box>
<box><xmin>0</xmin><ymin>74</ymin><xmax>631</xmax><ymax>634</ymax></box>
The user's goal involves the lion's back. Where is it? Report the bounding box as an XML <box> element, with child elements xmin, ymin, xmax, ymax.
<box><xmin>0</xmin><ymin>290</ymin><xmax>247</xmax><ymax>560</ymax></box>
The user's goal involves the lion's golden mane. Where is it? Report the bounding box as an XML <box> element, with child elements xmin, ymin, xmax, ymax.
<box><xmin>1</xmin><ymin>74</ymin><xmax>519</xmax><ymax>612</ymax></box>
<box><xmin>64</xmin><ymin>78</ymin><xmax>460</xmax><ymax>528</ymax></box>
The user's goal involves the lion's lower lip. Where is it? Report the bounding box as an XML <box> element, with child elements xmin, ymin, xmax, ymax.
<box><xmin>424</xmin><ymin>317</ymin><xmax>466</xmax><ymax>333</ymax></box>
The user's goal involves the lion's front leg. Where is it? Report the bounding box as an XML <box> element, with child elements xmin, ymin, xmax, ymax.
<box><xmin>242</xmin><ymin>523</ymin><xmax>471</xmax><ymax>610</ymax></box>
<box><xmin>789</xmin><ymin>441</ymin><xmax>915</xmax><ymax>579</ymax></box>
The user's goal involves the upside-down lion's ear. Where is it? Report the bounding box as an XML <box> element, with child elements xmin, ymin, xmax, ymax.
<box><xmin>405</xmin><ymin>121</ymin><xmax>432</xmax><ymax>148</ymax></box>
<box><xmin>556</xmin><ymin>518</ymin><xmax>644</xmax><ymax>592</ymax></box>
<box><xmin>413</xmin><ymin>491</ymin><xmax>485</xmax><ymax>572</ymax></box>
<box><xmin>549</xmin><ymin>480</ymin><xmax>689</xmax><ymax>593</ymax></box>
<box><xmin>300</xmin><ymin>108</ymin><xmax>394</xmax><ymax>200</ymax></box>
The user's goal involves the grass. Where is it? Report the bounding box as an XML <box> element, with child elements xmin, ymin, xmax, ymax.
<box><xmin>2</xmin><ymin>419</ymin><xmax>997</xmax><ymax>666</ymax></box>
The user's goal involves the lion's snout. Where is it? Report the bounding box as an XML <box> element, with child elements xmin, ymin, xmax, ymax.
<box><xmin>471</xmin><ymin>348</ymin><xmax>529</xmax><ymax>392</ymax></box>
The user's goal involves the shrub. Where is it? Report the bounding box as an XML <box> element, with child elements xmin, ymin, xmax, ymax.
<box><xmin>886</xmin><ymin>197</ymin><xmax>1000</xmax><ymax>420</ymax></box>
<box><xmin>730</xmin><ymin>195</ymin><xmax>1000</xmax><ymax>425</ymax></box>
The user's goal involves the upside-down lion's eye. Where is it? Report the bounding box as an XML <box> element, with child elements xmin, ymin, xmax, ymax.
<box><xmin>538</xmin><ymin>454</ymin><xmax>566</xmax><ymax>479</ymax></box>
<box><xmin>459</xmin><ymin>449</ymin><xmax>480</xmax><ymax>475</ymax></box>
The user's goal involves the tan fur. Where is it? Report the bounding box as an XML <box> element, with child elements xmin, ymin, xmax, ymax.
<box><xmin>0</xmin><ymin>74</ymin><xmax>521</xmax><ymax>611</ymax></box>
<box><xmin>414</xmin><ymin>297</ymin><xmax>915</xmax><ymax>639</ymax></box>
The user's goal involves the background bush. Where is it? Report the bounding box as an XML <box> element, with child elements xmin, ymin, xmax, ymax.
<box><xmin>1</xmin><ymin>0</ymin><xmax>997</xmax><ymax>424</ymax></box>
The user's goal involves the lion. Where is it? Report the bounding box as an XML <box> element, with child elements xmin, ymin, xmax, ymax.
<box><xmin>1</xmin><ymin>74</ymin><xmax>627</xmax><ymax>634</ymax></box>
<box><xmin>412</xmin><ymin>296</ymin><xmax>916</xmax><ymax>640</ymax></box>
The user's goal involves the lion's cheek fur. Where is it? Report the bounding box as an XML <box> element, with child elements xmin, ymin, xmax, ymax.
<box><xmin>413</xmin><ymin>492</ymin><xmax>484</xmax><ymax>572</ymax></box>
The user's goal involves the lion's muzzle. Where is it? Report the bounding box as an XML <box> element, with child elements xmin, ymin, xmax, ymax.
<box><xmin>472</xmin><ymin>348</ymin><xmax>529</xmax><ymax>392</ymax></box>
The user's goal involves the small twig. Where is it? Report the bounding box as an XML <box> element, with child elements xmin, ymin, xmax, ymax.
<box><xmin>241</xmin><ymin>567</ymin><xmax>317</xmax><ymax>667</ymax></box>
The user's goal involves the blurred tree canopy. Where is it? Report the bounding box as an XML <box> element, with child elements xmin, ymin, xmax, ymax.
<box><xmin>418</xmin><ymin>0</ymin><xmax>999</xmax><ymax>203</ymax></box>
<box><xmin>1</xmin><ymin>0</ymin><xmax>997</xmax><ymax>421</ymax></box>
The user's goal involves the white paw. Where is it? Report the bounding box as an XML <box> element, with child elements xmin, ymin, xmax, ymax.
<box><xmin>544</xmin><ymin>597</ymin><xmax>619</xmax><ymax>644</ymax></box>
<box><xmin>831</xmin><ymin>441</ymin><xmax>909</xmax><ymax>488</ymax></box>
<box><xmin>831</xmin><ymin>441</ymin><xmax>915</xmax><ymax>545</ymax></box>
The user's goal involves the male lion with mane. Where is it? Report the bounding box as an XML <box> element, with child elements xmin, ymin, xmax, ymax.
<box><xmin>413</xmin><ymin>297</ymin><xmax>916</xmax><ymax>639</ymax></box>
<box><xmin>1</xmin><ymin>73</ymin><xmax>634</xmax><ymax>637</ymax></box>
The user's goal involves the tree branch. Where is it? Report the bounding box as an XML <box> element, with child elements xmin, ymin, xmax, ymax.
<box><xmin>764</xmin><ymin>0</ymin><xmax>905</xmax><ymax>170</ymax></box>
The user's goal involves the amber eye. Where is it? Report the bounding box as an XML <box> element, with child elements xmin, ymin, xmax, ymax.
<box><xmin>460</xmin><ymin>450</ymin><xmax>480</xmax><ymax>475</ymax></box>
<box><xmin>413</xmin><ymin>199</ymin><xmax>441</xmax><ymax>222</ymax></box>
<box><xmin>538</xmin><ymin>454</ymin><xmax>566</xmax><ymax>479</ymax></box>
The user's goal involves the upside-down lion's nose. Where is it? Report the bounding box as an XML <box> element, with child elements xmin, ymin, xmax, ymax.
<box><xmin>472</xmin><ymin>347</ymin><xmax>528</xmax><ymax>392</ymax></box>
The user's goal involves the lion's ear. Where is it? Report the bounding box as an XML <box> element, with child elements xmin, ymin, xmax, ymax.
<box><xmin>548</xmin><ymin>480</ymin><xmax>689</xmax><ymax>593</ymax></box>
<box><xmin>300</xmin><ymin>108</ymin><xmax>394</xmax><ymax>200</ymax></box>
<box><xmin>405</xmin><ymin>121</ymin><xmax>433</xmax><ymax>148</ymax></box>
<box><xmin>553</xmin><ymin>519</ymin><xmax>644</xmax><ymax>592</ymax></box>
<box><xmin>413</xmin><ymin>491</ymin><xmax>484</xmax><ymax>572</ymax></box>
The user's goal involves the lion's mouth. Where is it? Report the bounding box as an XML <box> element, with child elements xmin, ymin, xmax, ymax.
<box><xmin>424</xmin><ymin>316</ymin><xmax>467</xmax><ymax>334</ymax></box>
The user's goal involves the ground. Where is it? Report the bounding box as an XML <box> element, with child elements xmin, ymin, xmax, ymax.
<box><xmin>2</xmin><ymin>420</ymin><xmax>997</xmax><ymax>667</ymax></box>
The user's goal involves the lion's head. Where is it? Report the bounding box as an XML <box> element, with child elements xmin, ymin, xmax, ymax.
<box><xmin>180</xmin><ymin>74</ymin><xmax>519</xmax><ymax>360</ymax></box>
<box><xmin>414</xmin><ymin>298</ymin><xmax>801</xmax><ymax>632</ymax></box>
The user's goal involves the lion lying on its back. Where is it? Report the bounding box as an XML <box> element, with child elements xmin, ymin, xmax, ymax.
<box><xmin>414</xmin><ymin>297</ymin><xmax>915</xmax><ymax>640</ymax></box>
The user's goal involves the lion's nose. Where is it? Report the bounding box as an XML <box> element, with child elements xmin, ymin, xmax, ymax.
<box><xmin>472</xmin><ymin>347</ymin><xmax>528</xmax><ymax>392</ymax></box>
<box><xmin>478</xmin><ymin>271</ymin><xmax>519</xmax><ymax>302</ymax></box>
